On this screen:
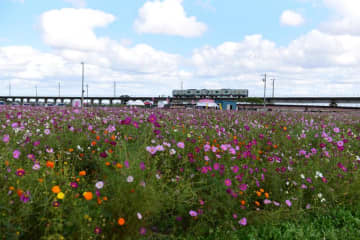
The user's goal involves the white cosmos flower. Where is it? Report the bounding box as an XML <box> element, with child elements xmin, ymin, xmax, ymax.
<box><xmin>127</xmin><ymin>176</ymin><xmax>134</xmax><ymax>183</ymax></box>
<box><xmin>137</xmin><ymin>212</ymin><xmax>142</xmax><ymax>220</ymax></box>
<box><xmin>95</xmin><ymin>181</ymin><xmax>104</xmax><ymax>189</ymax></box>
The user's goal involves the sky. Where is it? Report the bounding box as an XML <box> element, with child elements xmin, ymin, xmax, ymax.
<box><xmin>0</xmin><ymin>0</ymin><xmax>360</xmax><ymax>97</ymax></box>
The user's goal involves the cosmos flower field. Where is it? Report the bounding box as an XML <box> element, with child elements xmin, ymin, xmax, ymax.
<box><xmin>1</xmin><ymin>106</ymin><xmax>360</xmax><ymax>239</ymax></box>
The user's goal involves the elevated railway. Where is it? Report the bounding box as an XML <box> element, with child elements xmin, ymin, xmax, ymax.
<box><xmin>0</xmin><ymin>96</ymin><xmax>360</xmax><ymax>108</ymax></box>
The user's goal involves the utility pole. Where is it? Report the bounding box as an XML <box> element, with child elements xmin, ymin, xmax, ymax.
<box><xmin>114</xmin><ymin>81</ymin><xmax>116</xmax><ymax>97</ymax></box>
<box><xmin>9</xmin><ymin>80</ymin><xmax>11</xmax><ymax>96</ymax></box>
<box><xmin>58</xmin><ymin>82</ymin><xmax>60</xmax><ymax>97</ymax></box>
<box><xmin>271</xmin><ymin>78</ymin><xmax>275</xmax><ymax>98</ymax></box>
<box><xmin>181</xmin><ymin>80</ymin><xmax>183</xmax><ymax>90</ymax></box>
<box><xmin>86</xmin><ymin>84</ymin><xmax>88</xmax><ymax>98</ymax></box>
<box><xmin>81</xmin><ymin>62</ymin><xmax>84</xmax><ymax>107</ymax></box>
<box><xmin>262</xmin><ymin>73</ymin><xmax>267</xmax><ymax>109</ymax></box>
<box><xmin>35</xmin><ymin>85</ymin><xmax>38</xmax><ymax>97</ymax></box>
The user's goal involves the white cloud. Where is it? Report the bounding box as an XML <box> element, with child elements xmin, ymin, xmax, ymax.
<box><xmin>3</xmin><ymin>6</ymin><xmax>360</xmax><ymax>97</ymax></box>
<box><xmin>280</xmin><ymin>10</ymin><xmax>305</xmax><ymax>26</ymax></box>
<box><xmin>39</xmin><ymin>8</ymin><xmax>115</xmax><ymax>51</ymax></box>
<box><xmin>1</xmin><ymin>9</ymin><xmax>188</xmax><ymax>97</ymax></box>
<box><xmin>320</xmin><ymin>0</ymin><xmax>360</xmax><ymax>35</ymax></box>
<box><xmin>63</xmin><ymin>0</ymin><xmax>86</xmax><ymax>8</ymax></box>
<box><xmin>190</xmin><ymin>31</ymin><xmax>360</xmax><ymax>96</ymax></box>
<box><xmin>134</xmin><ymin>0</ymin><xmax>207</xmax><ymax>37</ymax></box>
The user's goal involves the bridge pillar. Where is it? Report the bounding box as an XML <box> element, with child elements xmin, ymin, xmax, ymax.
<box><xmin>329</xmin><ymin>101</ymin><xmax>337</xmax><ymax>107</ymax></box>
<box><xmin>20</xmin><ymin>98</ymin><xmax>23</xmax><ymax>104</ymax></box>
<box><xmin>110</xmin><ymin>99</ymin><xmax>113</xmax><ymax>105</ymax></box>
<box><xmin>90</xmin><ymin>99</ymin><xmax>94</xmax><ymax>105</ymax></box>
<box><xmin>45</xmin><ymin>98</ymin><xmax>48</xmax><ymax>104</ymax></box>
<box><xmin>35</xmin><ymin>98</ymin><xmax>38</xmax><ymax>104</ymax></box>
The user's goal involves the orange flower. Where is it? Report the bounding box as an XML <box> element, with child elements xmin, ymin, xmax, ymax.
<box><xmin>69</xmin><ymin>148</ymin><xmax>74</xmax><ymax>152</ymax></box>
<box><xmin>91</xmin><ymin>141</ymin><xmax>96</xmax><ymax>146</ymax></box>
<box><xmin>241</xmin><ymin>200</ymin><xmax>246</xmax><ymax>205</ymax></box>
<box><xmin>117</xmin><ymin>218</ymin><xmax>125</xmax><ymax>226</ymax></box>
<box><xmin>104</xmin><ymin>130</ymin><xmax>108</xmax><ymax>135</ymax></box>
<box><xmin>255</xmin><ymin>201</ymin><xmax>260</xmax><ymax>206</ymax></box>
<box><xmin>83</xmin><ymin>192</ymin><xmax>93</xmax><ymax>200</ymax></box>
<box><xmin>92</xmin><ymin>150</ymin><xmax>96</xmax><ymax>154</ymax></box>
<box><xmin>79</xmin><ymin>153</ymin><xmax>84</xmax><ymax>157</ymax></box>
<box><xmin>108</xmin><ymin>149</ymin><xmax>113</xmax><ymax>154</ymax></box>
<box><xmin>17</xmin><ymin>189</ymin><xmax>23</xmax><ymax>197</ymax></box>
<box><xmin>79</xmin><ymin>170</ymin><xmax>86</xmax><ymax>176</ymax></box>
<box><xmin>46</xmin><ymin>161</ymin><xmax>55</xmax><ymax>168</ymax></box>
<box><xmin>260</xmin><ymin>188</ymin><xmax>264</xmax><ymax>193</ymax></box>
<box><xmin>38</xmin><ymin>178</ymin><xmax>43</xmax><ymax>183</ymax></box>
<box><xmin>5</xmin><ymin>160</ymin><xmax>9</xmax><ymax>166</ymax></box>
<box><xmin>256</xmin><ymin>191</ymin><xmax>262</xmax><ymax>197</ymax></box>
<box><xmin>97</xmin><ymin>197</ymin><xmax>102</xmax><ymax>205</ymax></box>
<box><xmin>283</xmin><ymin>126</ymin><xmax>287</xmax><ymax>131</ymax></box>
<box><xmin>52</xmin><ymin>185</ymin><xmax>61</xmax><ymax>194</ymax></box>
<box><xmin>103</xmin><ymin>196</ymin><xmax>108</xmax><ymax>201</ymax></box>
<box><xmin>105</xmin><ymin>162</ymin><xmax>111</xmax><ymax>166</ymax></box>
<box><xmin>273</xmin><ymin>144</ymin><xmax>278</xmax><ymax>149</ymax></box>
<box><xmin>96</xmin><ymin>136</ymin><xmax>100</xmax><ymax>141</ymax></box>
<box><xmin>116</xmin><ymin>163</ymin><xmax>123</xmax><ymax>169</ymax></box>
<box><xmin>265</xmin><ymin>192</ymin><xmax>269</xmax><ymax>198</ymax></box>
<box><xmin>76</xmin><ymin>178</ymin><xmax>80</xmax><ymax>182</ymax></box>
<box><xmin>9</xmin><ymin>186</ymin><xmax>15</xmax><ymax>191</ymax></box>
<box><xmin>111</xmin><ymin>135</ymin><xmax>116</xmax><ymax>141</ymax></box>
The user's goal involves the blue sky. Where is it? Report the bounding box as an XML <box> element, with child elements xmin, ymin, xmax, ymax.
<box><xmin>1</xmin><ymin>0</ymin><xmax>360</xmax><ymax>97</ymax></box>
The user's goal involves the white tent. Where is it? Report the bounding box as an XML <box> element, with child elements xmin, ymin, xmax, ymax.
<box><xmin>196</xmin><ymin>101</ymin><xmax>219</xmax><ymax>108</ymax></box>
<box><xmin>127</xmin><ymin>100</ymin><xmax>145</xmax><ymax>106</ymax></box>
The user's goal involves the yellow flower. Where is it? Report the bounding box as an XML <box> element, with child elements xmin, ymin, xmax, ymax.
<box><xmin>57</xmin><ymin>192</ymin><xmax>65</xmax><ymax>199</ymax></box>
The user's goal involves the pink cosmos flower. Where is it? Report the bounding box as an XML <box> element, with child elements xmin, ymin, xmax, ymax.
<box><xmin>189</xmin><ymin>210</ymin><xmax>197</xmax><ymax>217</ymax></box>
<box><xmin>2</xmin><ymin>134</ymin><xmax>9</xmax><ymax>143</ymax></box>
<box><xmin>146</xmin><ymin>146</ymin><xmax>157</xmax><ymax>155</ymax></box>
<box><xmin>264</xmin><ymin>199</ymin><xmax>272</xmax><ymax>205</ymax></box>
<box><xmin>13</xmin><ymin>149</ymin><xmax>21</xmax><ymax>159</ymax></box>
<box><xmin>177</xmin><ymin>142</ymin><xmax>185</xmax><ymax>149</ymax></box>
<box><xmin>239</xmin><ymin>217</ymin><xmax>247</xmax><ymax>226</ymax></box>
<box><xmin>285</xmin><ymin>200</ymin><xmax>292</xmax><ymax>207</ymax></box>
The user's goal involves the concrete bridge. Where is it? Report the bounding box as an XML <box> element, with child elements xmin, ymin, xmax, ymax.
<box><xmin>0</xmin><ymin>96</ymin><xmax>359</xmax><ymax>107</ymax></box>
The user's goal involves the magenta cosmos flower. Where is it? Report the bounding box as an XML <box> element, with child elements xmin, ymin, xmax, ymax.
<box><xmin>16</xmin><ymin>168</ymin><xmax>25</xmax><ymax>177</ymax></box>
<box><xmin>224</xmin><ymin>179</ymin><xmax>232</xmax><ymax>187</ymax></box>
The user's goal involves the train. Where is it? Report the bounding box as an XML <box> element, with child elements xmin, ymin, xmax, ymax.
<box><xmin>172</xmin><ymin>89</ymin><xmax>248</xmax><ymax>98</ymax></box>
